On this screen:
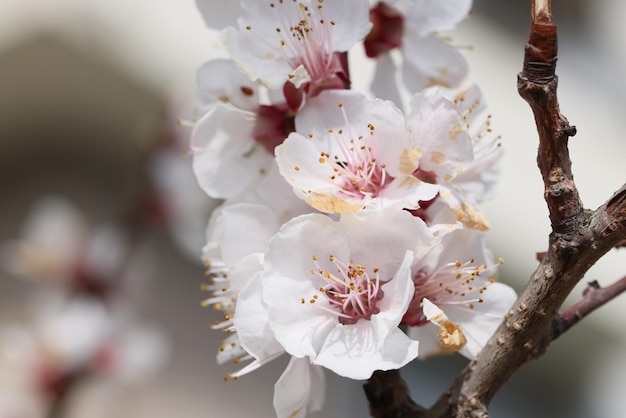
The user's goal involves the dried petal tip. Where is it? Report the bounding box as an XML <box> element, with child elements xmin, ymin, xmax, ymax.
<box><xmin>438</xmin><ymin>320</ymin><xmax>467</xmax><ymax>352</ymax></box>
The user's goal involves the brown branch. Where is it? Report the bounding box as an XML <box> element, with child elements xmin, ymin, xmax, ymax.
<box><xmin>552</xmin><ymin>276</ymin><xmax>626</xmax><ymax>339</ymax></box>
<box><xmin>420</xmin><ymin>3</ymin><xmax>626</xmax><ymax>417</ymax></box>
<box><xmin>535</xmin><ymin>251</ymin><xmax>547</xmax><ymax>261</ymax></box>
<box><xmin>364</xmin><ymin>370</ymin><xmax>426</xmax><ymax>418</ymax></box>
<box><xmin>519</xmin><ymin>23</ymin><xmax>582</xmax><ymax>226</ymax></box>
<box><xmin>365</xmin><ymin>1</ymin><xmax>626</xmax><ymax>416</ymax></box>
<box><xmin>531</xmin><ymin>0</ymin><xmax>551</xmax><ymax>23</ymax></box>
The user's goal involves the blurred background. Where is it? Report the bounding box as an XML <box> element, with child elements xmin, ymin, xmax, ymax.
<box><xmin>0</xmin><ymin>0</ymin><xmax>625</xmax><ymax>417</ymax></box>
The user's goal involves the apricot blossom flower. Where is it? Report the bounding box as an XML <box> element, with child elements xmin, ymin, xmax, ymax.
<box><xmin>366</xmin><ymin>0</ymin><xmax>472</xmax><ymax>100</ymax></box>
<box><xmin>404</xmin><ymin>228</ymin><xmax>516</xmax><ymax>358</ymax></box>
<box><xmin>259</xmin><ymin>208</ymin><xmax>438</xmax><ymax>379</ymax></box>
<box><xmin>202</xmin><ymin>202</ymin><xmax>323</xmax><ymax>418</ymax></box>
<box><xmin>275</xmin><ymin>89</ymin><xmax>439</xmax><ymax>213</ymax></box>
<box><xmin>220</xmin><ymin>0</ymin><xmax>371</xmax><ymax>100</ymax></box>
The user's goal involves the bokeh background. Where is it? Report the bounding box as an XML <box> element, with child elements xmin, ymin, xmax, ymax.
<box><xmin>1</xmin><ymin>0</ymin><xmax>625</xmax><ymax>417</ymax></box>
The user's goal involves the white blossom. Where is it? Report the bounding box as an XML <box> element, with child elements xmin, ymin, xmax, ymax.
<box><xmin>412</xmin><ymin>85</ymin><xmax>503</xmax><ymax>230</ymax></box>
<box><xmin>191</xmin><ymin>59</ymin><xmax>297</xmax><ymax>201</ymax></box>
<box><xmin>259</xmin><ymin>208</ymin><xmax>438</xmax><ymax>379</ymax></box>
<box><xmin>275</xmin><ymin>89</ymin><xmax>439</xmax><ymax>213</ymax></box>
<box><xmin>191</xmin><ymin>102</ymin><xmax>274</xmax><ymax>200</ymax></box>
<box><xmin>404</xmin><ymin>227</ymin><xmax>516</xmax><ymax>358</ymax></box>
<box><xmin>366</xmin><ymin>0</ymin><xmax>472</xmax><ymax>100</ymax></box>
<box><xmin>220</xmin><ymin>0</ymin><xmax>371</xmax><ymax>97</ymax></box>
<box><xmin>0</xmin><ymin>197</ymin><xmax>129</xmax><ymax>294</ymax></box>
<box><xmin>201</xmin><ymin>202</ymin><xmax>324</xmax><ymax>417</ymax></box>
<box><xmin>0</xmin><ymin>197</ymin><xmax>87</xmax><ymax>282</ymax></box>
<box><xmin>195</xmin><ymin>58</ymin><xmax>259</xmax><ymax>115</ymax></box>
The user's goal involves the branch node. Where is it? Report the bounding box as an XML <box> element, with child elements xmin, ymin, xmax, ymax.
<box><xmin>521</xmin><ymin>22</ymin><xmax>557</xmax><ymax>83</ymax></box>
<box><xmin>563</xmin><ymin>124</ymin><xmax>577</xmax><ymax>137</ymax></box>
<box><xmin>585</xmin><ymin>280</ymin><xmax>601</xmax><ymax>292</ymax></box>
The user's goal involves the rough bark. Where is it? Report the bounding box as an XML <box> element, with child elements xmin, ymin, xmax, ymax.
<box><xmin>365</xmin><ymin>1</ymin><xmax>626</xmax><ymax>416</ymax></box>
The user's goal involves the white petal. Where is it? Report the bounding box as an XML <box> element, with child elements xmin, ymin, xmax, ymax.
<box><xmin>236</xmin><ymin>272</ymin><xmax>285</xmax><ymax>360</ymax></box>
<box><xmin>247</xmin><ymin>162</ymin><xmax>314</xmax><ymax>220</ymax></box>
<box><xmin>427</xmin><ymin>227</ymin><xmax>490</xmax><ymax>268</ymax></box>
<box><xmin>263</xmin><ymin>214</ymin><xmax>350</xmax><ymax>357</ymax></box>
<box><xmin>202</xmin><ymin>204</ymin><xmax>224</xmax><ymax>262</ymax></box>
<box><xmin>452</xmin><ymin>143</ymin><xmax>503</xmax><ymax>203</ymax></box>
<box><xmin>370</xmin><ymin>52</ymin><xmax>403</xmax><ymax>108</ymax></box>
<box><xmin>407</xmin><ymin>88</ymin><xmax>473</xmax><ymax>182</ymax></box>
<box><xmin>340</xmin><ymin>210</ymin><xmax>434</xmax><ymax>278</ymax></box>
<box><xmin>374</xmin><ymin>251</ymin><xmax>417</xmax><ymax>328</ymax></box>
<box><xmin>274</xmin><ymin>357</ymin><xmax>326</xmax><ymax>418</ymax></box>
<box><xmin>275</xmin><ymin>133</ymin><xmax>338</xmax><ymax>194</ymax></box>
<box><xmin>195</xmin><ymin>0</ymin><xmax>241</xmax><ymax>29</ymax></box>
<box><xmin>294</xmin><ymin>89</ymin><xmax>367</xmax><ymax>136</ymax></box>
<box><xmin>195</xmin><ymin>59</ymin><xmax>259</xmax><ymax>112</ymax></box>
<box><xmin>406</xmin><ymin>324</ymin><xmax>442</xmax><ymax>357</ymax></box>
<box><xmin>219</xmin><ymin>203</ymin><xmax>281</xmax><ymax>266</ymax></box>
<box><xmin>437</xmin><ymin>188</ymin><xmax>490</xmax><ymax>230</ymax></box>
<box><xmin>314</xmin><ymin>324</ymin><xmax>418</xmax><ymax>380</ymax></box>
<box><xmin>222</xmin><ymin>21</ymin><xmax>301</xmax><ymax>90</ymax></box>
<box><xmin>191</xmin><ymin>103</ymin><xmax>272</xmax><ymax>199</ymax></box>
<box><xmin>228</xmin><ymin>252</ymin><xmax>264</xmax><ymax>293</ymax></box>
<box><xmin>405</xmin><ymin>0</ymin><xmax>472</xmax><ymax>36</ymax></box>
<box><xmin>453</xmin><ymin>84</ymin><xmax>487</xmax><ymax>127</ymax></box>
<box><xmin>378</xmin><ymin>177</ymin><xmax>440</xmax><ymax>210</ymax></box>
<box><xmin>446</xmin><ymin>282</ymin><xmax>517</xmax><ymax>359</ymax></box>
<box><xmin>422</xmin><ymin>297</ymin><xmax>448</xmax><ymax>323</ymax></box>
<box><xmin>224</xmin><ymin>162</ymin><xmax>313</xmax><ymax>223</ymax></box>
<box><xmin>402</xmin><ymin>37</ymin><xmax>468</xmax><ymax>92</ymax></box>
<box><xmin>323</xmin><ymin>0</ymin><xmax>372</xmax><ymax>51</ymax></box>
<box><xmin>264</xmin><ymin>272</ymin><xmax>338</xmax><ymax>358</ymax></box>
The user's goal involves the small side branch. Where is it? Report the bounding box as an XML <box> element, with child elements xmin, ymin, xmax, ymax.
<box><xmin>552</xmin><ymin>276</ymin><xmax>626</xmax><ymax>339</ymax></box>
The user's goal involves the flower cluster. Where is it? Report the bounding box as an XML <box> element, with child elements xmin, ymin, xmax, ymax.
<box><xmin>192</xmin><ymin>1</ymin><xmax>515</xmax><ymax>417</ymax></box>
<box><xmin>0</xmin><ymin>197</ymin><xmax>169</xmax><ymax>416</ymax></box>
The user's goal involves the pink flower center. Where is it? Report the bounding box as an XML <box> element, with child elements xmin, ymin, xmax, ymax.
<box><xmin>402</xmin><ymin>258</ymin><xmax>494</xmax><ymax>326</ymax></box>
<box><xmin>405</xmin><ymin>193</ymin><xmax>440</xmax><ymax>222</ymax></box>
<box><xmin>252</xmin><ymin>104</ymin><xmax>295</xmax><ymax>154</ymax></box>
<box><xmin>312</xmin><ymin>104</ymin><xmax>394</xmax><ymax>200</ymax></box>
<box><xmin>364</xmin><ymin>2</ymin><xmax>405</xmax><ymax>58</ymax></box>
<box><xmin>268</xmin><ymin>1</ymin><xmax>348</xmax><ymax>98</ymax></box>
<box><xmin>304</xmin><ymin>254</ymin><xmax>383</xmax><ymax>325</ymax></box>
